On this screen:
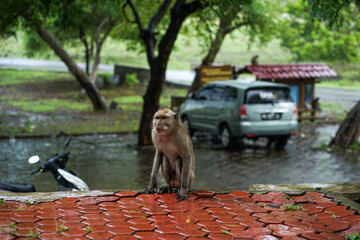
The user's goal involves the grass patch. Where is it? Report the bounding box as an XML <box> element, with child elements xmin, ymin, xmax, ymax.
<box><xmin>311</xmin><ymin>141</ymin><xmax>333</xmax><ymax>152</ymax></box>
<box><xmin>8</xmin><ymin>99</ymin><xmax>91</xmax><ymax>112</ymax></box>
<box><xmin>319</xmin><ymin>80</ymin><xmax>360</xmax><ymax>90</ymax></box>
<box><xmin>283</xmin><ymin>204</ymin><xmax>304</xmax><ymax>211</ymax></box>
<box><xmin>320</xmin><ymin>102</ymin><xmax>350</xmax><ymax>121</ymax></box>
<box><xmin>84</xmin><ymin>226</ymin><xmax>92</xmax><ymax>233</ymax></box>
<box><xmin>56</xmin><ymin>222</ymin><xmax>69</xmax><ymax>234</ymax></box>
<box><xmin>0</xmin><ymin>69</ymin><xmax>188</xmax><ymax>136</ymax></box>
<box><xmin>0</xmin><ymin>224</ymin><xmax>17</xmax><ymax>236</ymax></box>
<box><xmin>113</xmin><ymin>95</ymin><xmax>143</xmax><ymax>104</ymax></box>
<box><xmin>27</xmin><ymin>229</ymin><xmax>40</xmax><ymax>238</ymax></box>
<box><xmin>345</xmin><ymin>232</ymin><xmax>360</xmax><ymax>240</ymax></box>
<box><xmin>349</xmin><ymin>140</ymin><xmax>360</xmax><ymax>151</ymax></box>
<box><xmin>0</xmin><ymin>69</ymin><xmax>72</xmax><ymax>86</ymax></box>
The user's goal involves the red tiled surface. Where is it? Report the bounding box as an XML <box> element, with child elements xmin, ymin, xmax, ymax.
<box><xmin>246</xmin><ymin>63</ymin><xmax>338</xmax><ymax>80</ymax></box>
<box><xmin>0</xmin><ymin>191</ymin><xmax>359</xmax><ymax>239</ymax></box>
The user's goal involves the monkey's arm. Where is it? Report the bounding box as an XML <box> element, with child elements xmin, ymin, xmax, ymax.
<box><xmin>144</xmin><ymin>151</ymin><xmax>162</xmax><ymax>194</ymax></box>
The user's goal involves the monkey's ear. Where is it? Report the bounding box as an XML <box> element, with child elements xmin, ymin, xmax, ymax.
<box><xmin>174</xmin><ymin>113</ymin><xmax>179</xmax><ymax>121</ymax></box>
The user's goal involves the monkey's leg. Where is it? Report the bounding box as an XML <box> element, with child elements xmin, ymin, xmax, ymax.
<box><xmin>157</xmin><ymin>156</ymin><xmax>172</xmax><ymax>194</ymax></box>
<box><xmin>177</xmin><ymin>156</ymin><xmax>191</xmax><ymax>201</ymax></box>
<box><xmin>145</xmin><ymin>151</ymin><xmax>162</xmax><ymax>194</ymax></box>
<box><xmin>169</xmin><ymin>158</ymin><xmax>182</xmax><ymax>196</ymax></box>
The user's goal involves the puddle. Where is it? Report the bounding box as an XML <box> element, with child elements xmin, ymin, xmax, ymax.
<box><xmin>0</xmin><ymin>124</ymin><xmax>359</xmax><ymax>192</ymax></box>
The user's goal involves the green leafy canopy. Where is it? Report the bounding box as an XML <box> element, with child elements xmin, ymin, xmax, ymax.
<box><xmin>277</xmin><ymin>0</ymin><xmax>360</xmax><ymax>62</ymax></box>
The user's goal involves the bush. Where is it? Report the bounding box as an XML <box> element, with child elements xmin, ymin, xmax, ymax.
<box><xmin>125</xmin><ymin>73</ymin><xmax>140</xmax><ymax>86</ymax></box>
<box><xmin>100</xmin><ymin>73</ymin><xmax>113</xmax><ymax>87</ymax></box>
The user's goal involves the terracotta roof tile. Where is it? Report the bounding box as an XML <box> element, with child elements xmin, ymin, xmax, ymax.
<box><xmin>246</xmin><ymin>63</ymin><xmax>338</xmax><ymax>80</ymax></box>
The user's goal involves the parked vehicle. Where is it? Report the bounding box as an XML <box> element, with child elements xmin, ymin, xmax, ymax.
<box><xmin>0</xmin><ymin>136</ymin><xmax>89</xmax><ymax>192</ymax></box>
<box><xmin>179</xmin><ymin>79</ymin><xmax>298</xmax><ymax>149</ymax></box>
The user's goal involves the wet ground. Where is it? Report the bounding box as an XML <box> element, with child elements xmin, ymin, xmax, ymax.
<box><xmin>0</xmin><ymin>124</ymin><xmax>359</xmax><ymax>192</ymax></box>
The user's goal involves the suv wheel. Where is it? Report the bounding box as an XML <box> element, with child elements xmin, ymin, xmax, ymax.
<box><xmin>182</xmin><ymin>116</ymin><xmax>194</xmax><ymax>136</ymax></box>
<box><xmin>275</xmin><ymin>135</ymin><xmax>290</xmax><ymax>150</ymax></box>
<box><xmin>220</xmin><ymin>125</ymin><xmax>232</xmax><ymax>149</ymax></box>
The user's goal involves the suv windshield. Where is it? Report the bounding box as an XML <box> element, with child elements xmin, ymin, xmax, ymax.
<box><xmin>245</xmin><ymin>87</ymin><xmax>292</xmax><ymax>104</ymax></box>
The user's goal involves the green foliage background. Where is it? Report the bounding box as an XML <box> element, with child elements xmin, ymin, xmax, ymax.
<box><xmin>278</xmin><ymin>0</ymin><xmax>360</xmax><ymax>63</ymax></box>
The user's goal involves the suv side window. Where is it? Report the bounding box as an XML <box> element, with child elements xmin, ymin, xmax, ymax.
<box><xmin>196</xmin><ymin>87</ymin><xmax>213</xmax><ymax>100</ymax></box>
<box><xmin>210</xmin><ymin>86</ymin><xmax>224</xmax><ymax>101</ymax></box>
<box><xmin>223</xmin><ymin>87</ymin><xmax>237</xmax><ymax>102</ymax></box>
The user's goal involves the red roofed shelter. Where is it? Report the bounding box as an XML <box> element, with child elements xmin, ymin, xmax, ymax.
<box><xmin>244</xmin><ymin>63</ymin><xmax>338</xmax><ymax>121</ymax></box>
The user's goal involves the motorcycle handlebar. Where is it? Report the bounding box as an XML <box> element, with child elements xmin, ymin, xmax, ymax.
<box><xmin>48</xmin><ymin>151</ymin><xmax>69</xmax><ymax>161</ymax></box>
<box><xmin>30</xmin><ymin>151</ymin><xmax>70</xmax><ymax>175</ymax></box>
<box><xmin>31</xmin><ymin>168</ymin><xmax>40</xmax><ymax>175</ymax></box>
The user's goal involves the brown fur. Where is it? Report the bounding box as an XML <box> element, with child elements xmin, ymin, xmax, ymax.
<box><xmin>144</xmin><ymin>108</ymin><xmax>195</xmax><ymax>200</ymax></box>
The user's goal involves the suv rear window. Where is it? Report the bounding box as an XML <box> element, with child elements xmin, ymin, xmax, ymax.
<box><xmin>245</xmin><ymin>87</ymin><xmax>292</xmax><ymax>104</ymax></box>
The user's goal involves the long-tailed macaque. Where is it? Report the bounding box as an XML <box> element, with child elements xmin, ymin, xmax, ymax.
<box><xmin>144</xmin><ymin>108</ymin><xmax>195</xmax><ymax>201</ymax></box>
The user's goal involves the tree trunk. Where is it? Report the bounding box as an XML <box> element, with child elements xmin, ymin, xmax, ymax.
<box><xmin>137</xmin><ymin>0</ymin><xmax>204</xmax><ymax>145</ymax></box>
<box><xmin>138</xmin><ymin>60</ymin><xmax>166</xmax><ymax>145</ymax></box>
<box><xmin>329</xmin><ymin>101</ymin><xmax>360</xmax><ymax>149</ymax></box>
<box><xmin>36</xmin><ymin>25</ymin><xmax>109</xmax><ymax>111</ymax></box>
<box><xmin>90</xmin><ymin>17</ymin><xmax>116</xmax><ymax>84</ymax></box>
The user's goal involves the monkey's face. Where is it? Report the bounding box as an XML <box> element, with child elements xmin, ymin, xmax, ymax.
<box><xmin>153</xmin><ymin>109</ymin><xmax>176</xmax><ymax>135</ymax></box>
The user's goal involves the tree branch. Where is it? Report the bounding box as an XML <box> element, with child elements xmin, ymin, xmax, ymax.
<box><xmin>226</xmin><ymin>21</ymin><xmax>249</xmax><ymax>34</ymax></box>
<box><xmin>90</xmin><ymin>17</ymin><xmax>116</xmax><ymax>83</ymax></box>
<box><xmin>141</xmin><ymin>0</ymin><xmax>173</xmax><ymax>64</ymax></box>
<box><xmin>199</xmin><ymin>14</ymin><xmax>214</xmax><ymax>43</ymax></box>
<box><xmin>148</xmin><ymin>0</ymin><xmax>172</xmax><ymax>31</ymax></box>
<box><xmin>79</xmin><ymin>26</ymin><xmax>90</xmax><ymax>75</ymax></box>
<box><xmin>124</xmin><ymin>0</ymin><xmax>143</xmax><ymax>33</ymax></box>
<box><xmin>94</xmin><ymin>17</ymin><xmax>109</xmax><ymax>44</ymax></box>
<box><xmin>158</xmin><ymin>0</ymin><xmax>205</xmax><ymax>59</ymax></box>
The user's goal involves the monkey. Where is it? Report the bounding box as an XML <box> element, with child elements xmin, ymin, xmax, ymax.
<box><xmin>251</xmin><ymin>55</ymin><xmax>259</xmax><ymax>65</ymax></box>
<box><xmin>144</xmin><ymin>108</ymin><xmax>195</xmax><ymax>201</ymax></box>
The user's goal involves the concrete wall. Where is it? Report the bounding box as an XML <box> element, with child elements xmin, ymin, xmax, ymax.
<box><xmin>114</xmin><ymin>65</ymin><xmax>150</xmax><ymax>84</ymax></box>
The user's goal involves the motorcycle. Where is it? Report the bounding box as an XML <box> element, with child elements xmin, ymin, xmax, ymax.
<box><xmin>0</xmin><ymin>136</ymin><xmax>89</xmax><ymax>192</ymax></box>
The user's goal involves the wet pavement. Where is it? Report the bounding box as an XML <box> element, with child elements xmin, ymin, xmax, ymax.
<box><xmin>0</xmin><ymin>190</ymin><xmax>359</xmax><ymax>239</ymax></box>
<box><xmin>1</xmin><ymin>124</ymin><xmax>359</xmax><ymax>192</ymax></box>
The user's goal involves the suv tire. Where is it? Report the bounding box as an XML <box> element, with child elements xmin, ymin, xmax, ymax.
<box><xmin>220</xmin><ymin>124</ymin><xmax>233</xmax><ymax>149</ymax></box>
<box><xmin>182</xmin><ymin>116</ymin><xmax>194</xmax><ymax>137</ymax></box>
<box><xmin>275</xmin><ymin>135</ymin><xmax>290</xmax><ymax>150</ymax></box>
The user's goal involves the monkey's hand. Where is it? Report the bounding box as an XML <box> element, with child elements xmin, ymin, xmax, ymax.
<box><xmin>144</xmin><ymin>186</ymin><xmax>156</xmax><ymax>194</ymax></box>
<box><xmin>176</xmin><ymin>189</ymin><xmax>188</xmax><ymax>201</ymax></box>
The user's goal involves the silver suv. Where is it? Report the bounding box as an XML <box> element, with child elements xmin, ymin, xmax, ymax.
<box><xmin>179</xmin><ymin>79</ymin><xmax>298</xmax><ymax>149</ymax></box>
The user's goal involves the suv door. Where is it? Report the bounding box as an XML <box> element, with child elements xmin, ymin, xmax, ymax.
<box><xmin>189</xmin><ymin>86</ymin><xmax>213</xmax><ymax>130</ymax></box>
<box><xmin>203</xmin><ymin>86</ymin><xmax>225</xmax><ymax>132</ymax></box>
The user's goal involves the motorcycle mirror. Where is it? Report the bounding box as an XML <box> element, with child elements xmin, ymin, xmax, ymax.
<box><xmin>28</xmin><ymin>155</ymin><xmax>40</xmax><ymax>164</ymax></box>
<box><xmin>65</xmin><ymin>136</ymin><xmax>72</xmax><ymax>149</ymax></box>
